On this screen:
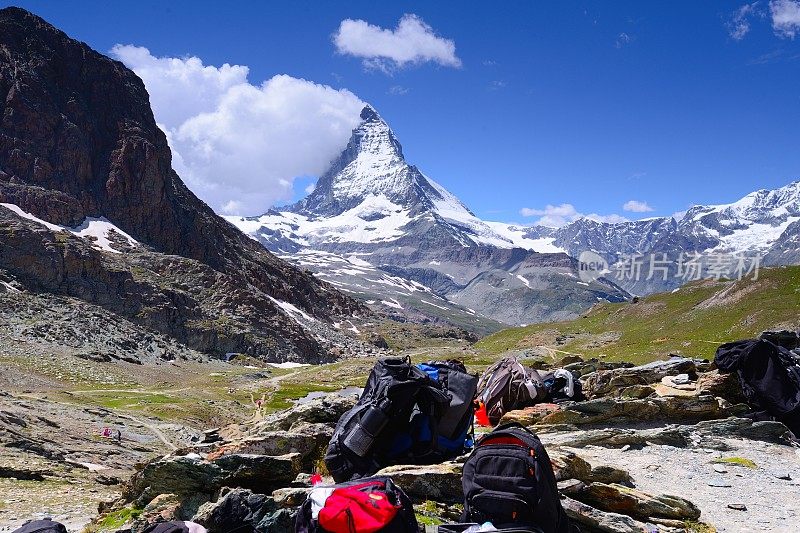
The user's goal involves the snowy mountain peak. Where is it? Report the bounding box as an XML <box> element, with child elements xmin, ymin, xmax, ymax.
<box><xmin>359</xmin><ymin>103</ymin><xmax>380</xmax><ymax>121</ymax></box>
<box><xmin>354</xmin><ymin>104</ymin><xmax>404</xmax><ymax>160</ymax></box>
<box><xmin>290</xmin><ymin>104</ymin><xmax>413</xmax><ymax>217</ymax></box>
<box><xmin>234</xmin><ymin>104</ymin><xmax>565</xmax><ymax>252</ymax></box>
<box><xmin>696</xmin><ymin>180</ymin><xmax>800</xmax><ymax>219</ymax></box>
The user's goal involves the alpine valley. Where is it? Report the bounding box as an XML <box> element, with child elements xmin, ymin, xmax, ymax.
<box><xmin>228</xmin><ymin>105</ymin><xmax>800</xmax><ymax>330</ymax></box>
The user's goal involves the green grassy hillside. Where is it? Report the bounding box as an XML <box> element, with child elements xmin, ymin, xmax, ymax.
<box><xmin>476</xmin><ymin>265</ymin><xmax>800</xmax><ymax>365</ymax></box>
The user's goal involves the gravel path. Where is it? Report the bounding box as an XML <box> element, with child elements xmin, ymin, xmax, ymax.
<box><xmin>567</xmin><ymin>438</ymin><xmax>800</xmax><ymax>532</ymax></box>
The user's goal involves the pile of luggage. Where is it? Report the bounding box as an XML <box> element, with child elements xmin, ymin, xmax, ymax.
<box><xmin>305</xmin><ymin>356</ymin><xmax>581</xmax><ymax>533</ymax></box>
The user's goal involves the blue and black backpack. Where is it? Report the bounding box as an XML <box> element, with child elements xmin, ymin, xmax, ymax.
<box><xmin>324</xmin><ymin>357</ymin><xmax>478</xmax><ymax>482</ymax></box>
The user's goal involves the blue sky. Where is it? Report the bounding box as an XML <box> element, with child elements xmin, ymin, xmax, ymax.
<box><xmin>7</xmin><ymin>1</ymin><xmax>800</xmax><ymax>223</ymax></box>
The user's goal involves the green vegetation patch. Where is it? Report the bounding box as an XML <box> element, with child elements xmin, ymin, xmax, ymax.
<box><xmin>97</xmin><ymin>506</ymin><xmax>143</xmax><ymax>530</ymax></box>
<box><xmin>476</xmin><ymin>266</ymin><xmax>800</xmax><ymax>365</ymax></box>
<box><xmin>685</xmin><ymin>521</ymin><xmax>717</xmax><ymax>533</ymax></box>
<box><xmin>712</xmin><ymin>457</ymin><xmax>757</xmax><ymax>469</ymax></box>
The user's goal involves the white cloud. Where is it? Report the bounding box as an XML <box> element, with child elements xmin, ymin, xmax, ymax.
<box><xmin>111</xmin><ymin>45</ymin><xmax>364</xmax><ymax>215</ymax></box>
<box><xmin>623</xmin><ymin>200</ymin><xmax>655</xmax><ymax>213</ymax></box>
<box><xmin>770</xmin><ymin>0</ymin><xmax>800</xmax><ymax>38</ymax></box>
<box><xmin>615</xmin><ymin>32</ymin><xmax>632</xmax><ymax>48</ymax></box>
<box><xmin>727</xmin><ymin>3</ymin><xmax>759</xmax><ymax>40</ymax></box>
<box><xmin>333</xmin><ymin>14</ymin><xmax>461</xmax><ymax>72</ymax></box>
<box><xmin>520</xmin><ymin>203</ymin><xmax>629</xmax><ymax>227</ymax></box>
<box><xmin>388</xmin><ymin>85</ymin><xmax>410</xmax><ymax>95</ymax></box>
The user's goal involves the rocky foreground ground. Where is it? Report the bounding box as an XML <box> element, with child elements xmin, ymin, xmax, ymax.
<box><xmin>46</xmin><ymin>357</ymin><xmax>795</xmax><ymax>533</ymax></box>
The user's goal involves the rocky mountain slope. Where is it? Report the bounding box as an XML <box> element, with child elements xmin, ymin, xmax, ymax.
<box><xmin>0</xmin><ymin>7</ymin><xmax>369</xmax><ymax>362</ymax></box>
<box><xmin>229</xmin><ymin>106</ymin><xmax>628</xmax><ymax>328</ymax></box>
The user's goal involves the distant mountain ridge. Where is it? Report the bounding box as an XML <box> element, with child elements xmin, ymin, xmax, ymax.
<box><xmin>534</xmin><ymin>180</ymin><xmax>800</xmax><ymax>294</ymax></box>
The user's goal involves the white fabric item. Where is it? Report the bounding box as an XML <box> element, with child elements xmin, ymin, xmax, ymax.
<box><xmin>309</xmin><ymin>486</ymin><xmax>336</xmax><ymax>520</ymax></box>
<box><xmin>554</xmin><ymin>369</ymin><xmax>576</xmax><ymax>398</ymax></box>
<box><xmin>183</xmin><ymin>522</ymin><xmax>208</xmax><ymax>533</ymax></box>
<box><xmin>523</xmin><ymin>380</ymin><xmax>540</xmax><ymax>400</ymax></box>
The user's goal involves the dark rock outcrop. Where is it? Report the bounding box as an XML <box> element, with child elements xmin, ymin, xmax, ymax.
<box><xmin>0</xmin><ymin>7</ymin><xmax>366</xmax><ymax>360</ymax></box>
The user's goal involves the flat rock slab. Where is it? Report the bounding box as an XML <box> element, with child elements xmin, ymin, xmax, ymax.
<box><xmin>374</xmin><ymin>462</ymin><xmax>463</xmax><ymax>504</ymax></box>
<box><xmin>562</xmin><ymin>496</ymin><xmax>649</xmax><ymax>533</ymax></box>
<box><xmin>501</xmin><ymin>394</ymin><xmax>740</xmax><ymax>428</ymax></box>
<box><xmin>573</xmin><ymin>482</ymin><xmax>701</xmax><ymax>521</ymax></box>
<box><xmin>542</xmin><ymin>417</ymin><xmax>792</xmax><ymax>450</ymax></box>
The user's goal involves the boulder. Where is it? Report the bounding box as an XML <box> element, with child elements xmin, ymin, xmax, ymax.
<box><xmin>618</xmin><ymin>385</ymin><xmax>655</xmax><ymax>399</ymax></box>
<box><xmin>193</xmin><ymin>487</ymin><xmax>276</xmax><ymax>533</ymax></box>
<box><xmin>140</xmin><ymin>493</ymin><xmax>184</xmax><ymax>523</ymax></box>
<box><xmin>581</xmin><ymin>358</ymin><xmax>697</xmax><ymax>398</ymax></box>
<box><xmin>124</xmin><ymin>452</ymin><xmax>302</xmax><ymax>505</ymax></box>
<box><xmin>559</xmin><ymin>355</ymin><xmax>584</xmax><ymax>366</ymax></box>
<box><xmin>500</xmin><ymin>403</ymin><xmax>562</xmax><ymax>426</ymax></box>
<box><xmin>551</xmin><ymin>451</ymin><xmax>632</xmax><ymax>485</ymax></box>
<box><xmin>563</xmin><ymin>359</ymin><xmax>633</xmax><ymax>378</ymax></box>
<box><xmin>561</xmin><ymin>496</ymin><xmax>649</xmax><ymax>533</ymax></box>
<box><xmin>255</xmin><ymin>508</ymin><xmax>296</xmax><ymax>532</ymax></box>
<box><xmin>134</xmin><ymin>493</ymin><xmax>210</xmax><ymax>531</ymax></box>
<box><xmin>207</xmin><ymin>422</ymin><xmax>332</xmax><ymax>469</ymax></box>
<box><xmin>544</xmin><ymin>426</ymin><xmax>686</xmax><ymax>449</ymax></box>
<box><xmin>212</xmin><ymin>453</ymin><xmax>302</xmax><ymax>490</ymax></box>
<box><xmin>586</xmin><ymin>465</ymin><xmax>632</xmax><ymax>485</ymax></box>
<box><xmin>247</xmin><ymin>395</ymin><xmax>357</xmax><ymax>432</ymax></box>
<box><xmin>551</xmin><ymin>451</ymin><xmax>592</xmax><ymax>482</ymax></box>
<box><xmin>374</xmin><ymin>462</ymin><xmax>463</xmax><ymax>503</ymax></box>
<box><xmin>654</xmin><ymin>383</ymin><xmax>697</xmax><ymax>398</ymax></box>
<box><xmin>697</xmin><ymin>370</ymin><xmax>746</xmax><ymax>402</ymax></box>
<box><xmin>574</xmin><ymin>482</ymin><xmax>701</xmax><ymax>521</ymax></box>
<box><xmin>272</xmin><ymin>486</ymin><xmax>312</xmax><ymax>508</ymax></box>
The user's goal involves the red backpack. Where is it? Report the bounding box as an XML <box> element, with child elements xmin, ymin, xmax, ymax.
<box><xmin>296</xmin><ymin>476</ymin><xmax>418</xmax><ymax>533</ymax></box>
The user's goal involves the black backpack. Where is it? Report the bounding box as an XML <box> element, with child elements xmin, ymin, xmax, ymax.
<box><xmin>715</xmin><ymin>338</ymin><xmax>800</xmax><ymax>437</ymax></box>
<box><xmin>477</xmin><ymin>357</ymin><xmax>548</xmax><ymax>425</ymax></box>
<box><xmin>295</xmin><ymin>476</ymin><xmax>417</xmax><ymax>533</ymax></box>
<box><xmin>11</xmin><ymin>520</ymin><xmax>67</xmax><ymax>533</ymax></box>
<box><xmin>325</xmin><ymin>357</ymin><xmax>476</xmax><ymax>482</ymax></box>
<box><xmin>537</xmin><ymin>369</ymin><xmax>584</xmax><ymax>404</ymax></box>
<box><xmin>460</xmin><ymin>423</ymin><xmax>577</xmax><ymax>533</ymax></box>
<box><xmin>416</xmin><ymin>360</ymin><xmax>479</xmax><ymax>456</ymax></box>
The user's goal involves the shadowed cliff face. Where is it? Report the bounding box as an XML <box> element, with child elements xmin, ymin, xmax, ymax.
<box><xmin>0</xmin><ymin>7</ymin><xmax>367</xmax><ymax>360</ymax></box>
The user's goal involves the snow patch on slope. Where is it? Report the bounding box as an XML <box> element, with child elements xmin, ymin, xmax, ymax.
<box><xmin>484</xmin><ymin>221</ymin><xmax>565</xmax><ymax>253</ymax></box>
<box><xmin>268</xmin><ymin>296</ymin><xmax>316</xmax><ymax>323</ymax></box>
<box><xmin>1</xmin><ymin>203</ymin><xmax>139</xmax><ymax>253</ymax></box>
<box><xmin>228</xmin><ymin>194</ymin><xmax>412</xmax><ymax>246</ymax></box>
